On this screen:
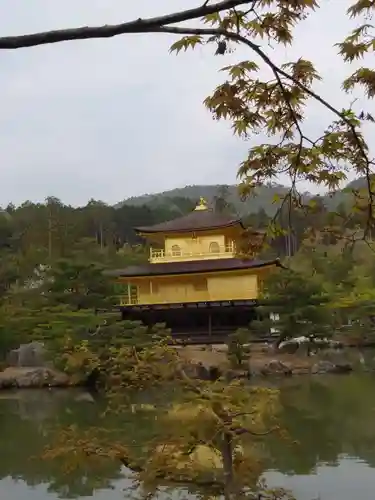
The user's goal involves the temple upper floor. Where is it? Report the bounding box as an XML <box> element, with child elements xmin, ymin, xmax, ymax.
<box><xmin>134</xmin><ymin>198</ymin><xmax>244</xmax><ymax>264</ymax></box>
<box><xmin>149</xmin><ymin>234</ymin><xmax>236</xmax><ymax>263</ymax></box>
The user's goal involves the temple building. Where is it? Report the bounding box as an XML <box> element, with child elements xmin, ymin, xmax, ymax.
<box><xmin>107</xmin><ymin>198</ymin><xmax>281</xmax><ymax>338</ymax></box>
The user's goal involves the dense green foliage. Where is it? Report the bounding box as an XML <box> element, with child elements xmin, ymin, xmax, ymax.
<box><xmin>254</xmin><ymin>268</ymin><xmax>333</xmax><ymax>346</ymax></box>
<box><xmin>0</xmin><ymin>186</ymin><xmax>375</xmax><ymax>357</ymax></box>
<box><xmin>253</xmin><ymin>240</ymin><xmax>375</xmax><ymax>347</ymax></box>
<box><xmin>0</xmin><ymin>196</ymin><xmax>193</xmax><ymax>352</ymax></box>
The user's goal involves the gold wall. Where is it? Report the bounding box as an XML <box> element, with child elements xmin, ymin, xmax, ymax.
<box><xmin>116</xmin><ymin>268</ymin><xmax>271</xmax><ymax>306</ymax></box>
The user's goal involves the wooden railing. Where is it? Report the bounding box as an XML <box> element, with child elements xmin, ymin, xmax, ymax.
<box><xmin>119</xmin><ymin>296</ymin><xmax>138</xmax><ymax>306</ymax></box>
<box><xmin>150</xmin><ymin>243</ymin><xmax>236</xmax><ymax>263</ymax></box>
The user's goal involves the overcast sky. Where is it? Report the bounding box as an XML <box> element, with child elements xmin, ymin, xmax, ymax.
<box><xmin>0</xmin><ymin>0</ymin><xmax>373</xmax><ymax>207</ymax></box>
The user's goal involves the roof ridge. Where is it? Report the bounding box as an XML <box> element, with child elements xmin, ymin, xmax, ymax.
<box><xmin>134</xmin><ymin>208</ymin><xmax>243</xmax><ymax>234</ymax></box>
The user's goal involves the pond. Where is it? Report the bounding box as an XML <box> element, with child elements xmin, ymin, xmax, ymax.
<box><xmin>0</xmin><ymin>373</ymin><xmax>375</xmax><ymax>500</ymax></box>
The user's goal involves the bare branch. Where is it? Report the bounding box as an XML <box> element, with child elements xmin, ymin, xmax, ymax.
<box><xmin>233</xmin><ymin>425</ymin><xmax>278</xmax><ymax>436</ymax></box>
<box><xmin>0</xmin><ymin>0</ymin><xmax>253</xmax><ymax>49</ymax></box>
<box><xmin>229</xmin><ymin>411</ymin><xmax>256</xmax><ymax>418</ymax></box>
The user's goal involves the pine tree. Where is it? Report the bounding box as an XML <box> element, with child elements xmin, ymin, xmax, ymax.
<box><xmin>44</xmin><ymin>258</ymin><xmax>115</xmax><ymax>310</ymax></box>
<box><xmin>253</xmin><ymin>268</ymin><xmax>333</xmax><ymax>348</ymax></box>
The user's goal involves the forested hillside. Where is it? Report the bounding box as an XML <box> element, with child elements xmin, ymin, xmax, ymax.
<box><xmin>118</xmin><ymin>178</ymin><xmax>367</xmax><ymax>215</ymax></box>
<box><xmin>118</xmin><ymin>183</ymin><xmax>292</xmax><ymax>215</ymax></box>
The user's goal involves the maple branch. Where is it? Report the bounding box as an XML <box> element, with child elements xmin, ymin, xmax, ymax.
<box><xmin>0</xmin><ymin>0</ymin><xmax>253</xmax><ymax>49</ymax></box>
<box><xmin>1</xmin><ymin>4</ymin><xmax>370</xmax><ymax>183</ymax></box>
<box><xmin>157</xmin><ymin>25</ymin><xmax>375</xmax><ymax>235</ymax></box>
<box><xmin>1</xmin><ymin>3</ymin><xmax>372</xmax><ymax>237</ymax></box>
<box><xmin>158</xmin><ymin>26</ymin><xmax>368</xmax><ymax>144</ymax></box>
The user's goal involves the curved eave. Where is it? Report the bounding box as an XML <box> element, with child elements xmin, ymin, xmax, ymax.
<box><xmin>104</xmin><ymin>258</ymin><xmax>282</xmax><ymax>279</ymax></box>
<box><xmin>134</xmin><ymin>219</ymin><xmax>246</xmax><ymax>236</ymax></box>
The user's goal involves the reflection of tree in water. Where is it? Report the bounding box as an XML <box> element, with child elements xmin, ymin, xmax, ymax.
<box><xmin>263</xmin><ymin>374</ymin><xmax>375</xmax><ymax>475</ymax></box>
<box><xmin>3</xmin><ymin>375</ymin><xmax>375</xmax><ymax>498</ymax></box>
<box><xmin>1</xmin><ymin>385</ymin><xmax>269</xmax><ymax>499</ymax></box>
<box><xmin>0</xmin><ymin>388</ymin><xmax>179</xmax><ymax>499</ymax></box>
<box><xmin>0</xmin><ymin>390</ymin><xmax>124</xmax><ymax>498</ymax></box>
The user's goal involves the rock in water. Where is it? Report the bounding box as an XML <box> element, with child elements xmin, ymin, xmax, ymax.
<box><xmin>260</xmin><ymin>359</ymin><xmax>292</xmax><ymax>376</ymax></box>
<box><xmin>334</xmin><ymin>362</ymin><xmax>353</xmax><ymax>374</ymax></box>
<box><xmin>0</xmin><ymin>367</ymin><xmax>70</xmax><ymax>389</ymax></box>
<box><xmin>7</xmin><ymin>342</ymin><xmax>46</xmax><ymax>367</ymax></box>
<box><xmin>311</xmin><ymin>360</ymin><xmax>336</xmax><ymax>374</ymax></box>
<box><xmin>311</xmin><ymin>360</ymin><xmax>353</xmax><ymax>374</ymax></box>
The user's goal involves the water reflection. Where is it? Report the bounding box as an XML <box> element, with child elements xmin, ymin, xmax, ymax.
<box><xmin>0</xmin><ymin>375</ymin><xmax>375</xmax><ymax>499</ymax></box>
<box><xmin>0</xmin><ymin>389</ymin><xmax>124</xmax><ymax>498</ymax></box>
<box><xmin>265</xmin><ymin>374</ymin><xmax>375</xmax><ymax>475</ymax></box>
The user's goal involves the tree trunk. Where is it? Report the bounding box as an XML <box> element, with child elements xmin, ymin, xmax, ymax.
<box><xmin>48</xmin><ymin>208</ymin><xmax>52</xmax><ymax>260</ymax></box>
<box><xmin>221</xmin><ymin>431</ymin><xmax>234</xmax><ymax>500</ymax></box>
<box><xmin>100</xmin><ymin>223</ymin><xmax>103</xmax><ymax>250</ymax></box>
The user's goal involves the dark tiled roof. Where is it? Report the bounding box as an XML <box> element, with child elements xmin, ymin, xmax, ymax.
<box><xmin>105</xmin><ymin>258</ymin><xmax>281</xmax><ymax>278</ymax></box>
<box><xmin>134</xmin><ymin>209</ymin><xmax>245</xmax><ymax>234</ymax></box>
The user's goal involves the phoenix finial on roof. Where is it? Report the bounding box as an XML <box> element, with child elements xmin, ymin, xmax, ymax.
<box><xmin>194</xmin><ymin>197</ymin><xmax>208</xmax><ymax>211</ymax></box>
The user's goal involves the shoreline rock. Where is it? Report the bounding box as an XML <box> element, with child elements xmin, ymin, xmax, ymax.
<box><xmin>184</xmin><ymin>358</ymin><xmax>354</xmax><ymax>381</ymax></box>
<box><xmin>259</xmin><ymin>359</ymin><xmax>292</xmax><ymax>377</ymax></box>
<box><xmin>0</xmin><ymin>359</ymin><xmax>356</xmax><ymax>389</ymax></box>
<box><xmin>0</xmin><ymin>367</ymin><xmax>72</xmax><ymax>389</ymax></box>
<box><xmin>0</xmin><ymin>340</ymin><xmax>357</xmax><ymax>389</ymax></box>
<box><xmin>0</xmin><ymin>341</ymin><xmax>80</xmax><ymax>390</ymax></box>
<box><xmin>311</xmin><ymin>360</ymin><xmax>353</xmax><ymax>375</ymax></box>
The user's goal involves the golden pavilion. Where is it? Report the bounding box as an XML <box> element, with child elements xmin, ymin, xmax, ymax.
<box><xmin>108</xmin><ymin>198</ymin><xmax>280</xmax><ymax>337</ymax></box>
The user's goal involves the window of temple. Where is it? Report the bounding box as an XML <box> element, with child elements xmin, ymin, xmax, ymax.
<box><xmin>171</xmin><ymin>244</ymin><xmax>182</xmax><ymax>256</ymax></box>
<box><xmin>209</xmin><ymin>241</ymin><xmax>220</xmax><ymax>254</ymax></box>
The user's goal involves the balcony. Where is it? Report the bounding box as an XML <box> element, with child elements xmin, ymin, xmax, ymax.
<box><xmin>149</xmin><ymin>243</ymin><xmax>236</xmax><ymax>263</ymax></box>
<box><xmin>119</xmin><ymin>296</ymin><xmax>138</xmax><ymax>306</ymax></box>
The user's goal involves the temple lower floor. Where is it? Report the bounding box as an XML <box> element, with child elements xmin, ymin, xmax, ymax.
<box><xmin>120</xmin><ymin>300</ymin><xmax>259</xmax><ymax>339</ymax></box>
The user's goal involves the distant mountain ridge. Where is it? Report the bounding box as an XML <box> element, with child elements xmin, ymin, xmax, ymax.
<box><xmin>117</xmin><ymin>178</ymin><xmax>367</xmax><ymax>216</ymax></box>
<box><xmin>116</xmin><ymin>184</ymin><xmax>291</xmax><ymax>216</ymax></box>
